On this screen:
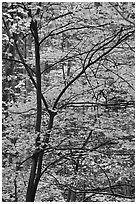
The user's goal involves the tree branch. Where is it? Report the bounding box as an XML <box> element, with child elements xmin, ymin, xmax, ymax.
<box><xmin>13</xmin><ymin>39</ymin><xmax>50</xmax><ymax>113</ymax></box>
<box><xmin>98</xmin><ymin>164</ymin><xmax>114</xmax><ymax>194</ymax></box>
<box><xmin>53</xmin><ymin>30</ymin><xmax>133</xmax><ymax>109</ymax></box>
<box><xmin>109</xmin><ymin>2</ymin><xmax>135</xmax><ymax>25</ymax></box>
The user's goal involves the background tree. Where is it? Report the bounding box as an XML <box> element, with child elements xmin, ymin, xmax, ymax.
<box><xmin>2</xmin><ymin>2</ymin><xmax>135</xmax><ymax>202</ymax></box>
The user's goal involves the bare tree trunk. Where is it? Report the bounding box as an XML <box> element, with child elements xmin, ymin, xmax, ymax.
<box><xmin>67</xmin><ymin>189</ymin><xmax>76</xmax><ymax>202</ymax></box>
<box><xmin>25</xmin><ymin>20</ymin><xmax>57</xmax><ymax>202</ymax></box>
<box><xmin>26</xmin><ymin>19</ymin><xmax>42</xmax><ymax>202</ymax></box>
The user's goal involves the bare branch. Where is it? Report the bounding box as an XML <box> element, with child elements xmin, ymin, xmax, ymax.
<box><xmin>2</xmin><ymin>57</ymin><xmax>36</xmax><ymax>74</ymax></box>
<box><xmin>109</xmin><ymin>2</ymin><xmax>135</xmax><ymax>25</ymax></box>
<box><xmin>50</xmin><ymin>11</ymin><xmax>73</xmax><ymax>21</ymax></box>
<box><xmin>98</xmin><ymin>164</ymin><xmax>114</xmax><ymax>194</ymax></box>
<box><xmin>13</xmin><ymin>39</ymin><xmax>50</xmax><ymax>113</ymax></box>
<box><xmin>53</xmin><ymin>30</ymin><xmax>133</xmax><ymax>109</ymax></box>
<box><xmin>84</xmin><ymin>191</ymin><xmax>134</xmax><ymax>200</ymax></box>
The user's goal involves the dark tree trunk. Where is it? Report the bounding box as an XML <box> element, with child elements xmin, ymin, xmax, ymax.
<box><xmin>26</xmin><ymin>20</ymin><xmax>42</xmax><ymax>202</ymax></box>
<box><xmin>67</xmin><ymin>189</ymin><xmax>76</xmax><ymax>202</ymax></box>
<box><xmin>26</xmin><ymin>20</ymin><xmax>57</xmax><ymax>202</ymax></box>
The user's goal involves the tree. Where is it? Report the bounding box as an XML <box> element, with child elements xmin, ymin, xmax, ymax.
<box><xmin>2</xmin><ymin>2</ymin><xmax>135</xmax><ymax>202</ymax></box>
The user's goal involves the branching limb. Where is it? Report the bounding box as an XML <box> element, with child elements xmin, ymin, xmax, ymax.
<box><xmin>98</xmin><ymin>164</ymin><xmax>114</xmax><ymax>194</ymax></box>
<box><xmin>53</xmin><ymin>29</ymin><xmax>133</xmax><ymax>109</ymax></box>
<box><xmin>84</xmin><ymin>191</ymin><xmax>134</xmax><ymax>201</ymax></box>
<box><xmin>13</xmin><ymin>39</ymin><xmax>50</xmax><ymax>113</ymax></box>
<box><xmin>109</xmin><ymin>2</ymin><xmax>135</xmax><ymax>25</ymax></box>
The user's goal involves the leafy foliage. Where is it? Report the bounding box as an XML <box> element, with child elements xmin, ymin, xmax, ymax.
<box><xmin>2</xmin><ymin>2</ymin><xmax>135</xmax><ymax>202</ymax></box>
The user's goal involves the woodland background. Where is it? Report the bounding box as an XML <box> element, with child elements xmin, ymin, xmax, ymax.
<box><xmin>2</xmin><ymin>2</ymin><xmax>135</xmax><ymax>202</ymax></box>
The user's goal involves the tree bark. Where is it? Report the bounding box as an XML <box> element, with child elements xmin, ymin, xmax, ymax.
<box><xmin>26</xmin><ymin>20</ymin><xmax>42</xmax><ymax>202</ymax></box>
<box><xmin>67</xmin><ymin>189</ymin><xmax>76</xmax><ymax>202</ymax></box>
<box><xmin>26</xmin><ymin>20</ymin><xmax>57</xmax><ymax>202</ymax></box>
